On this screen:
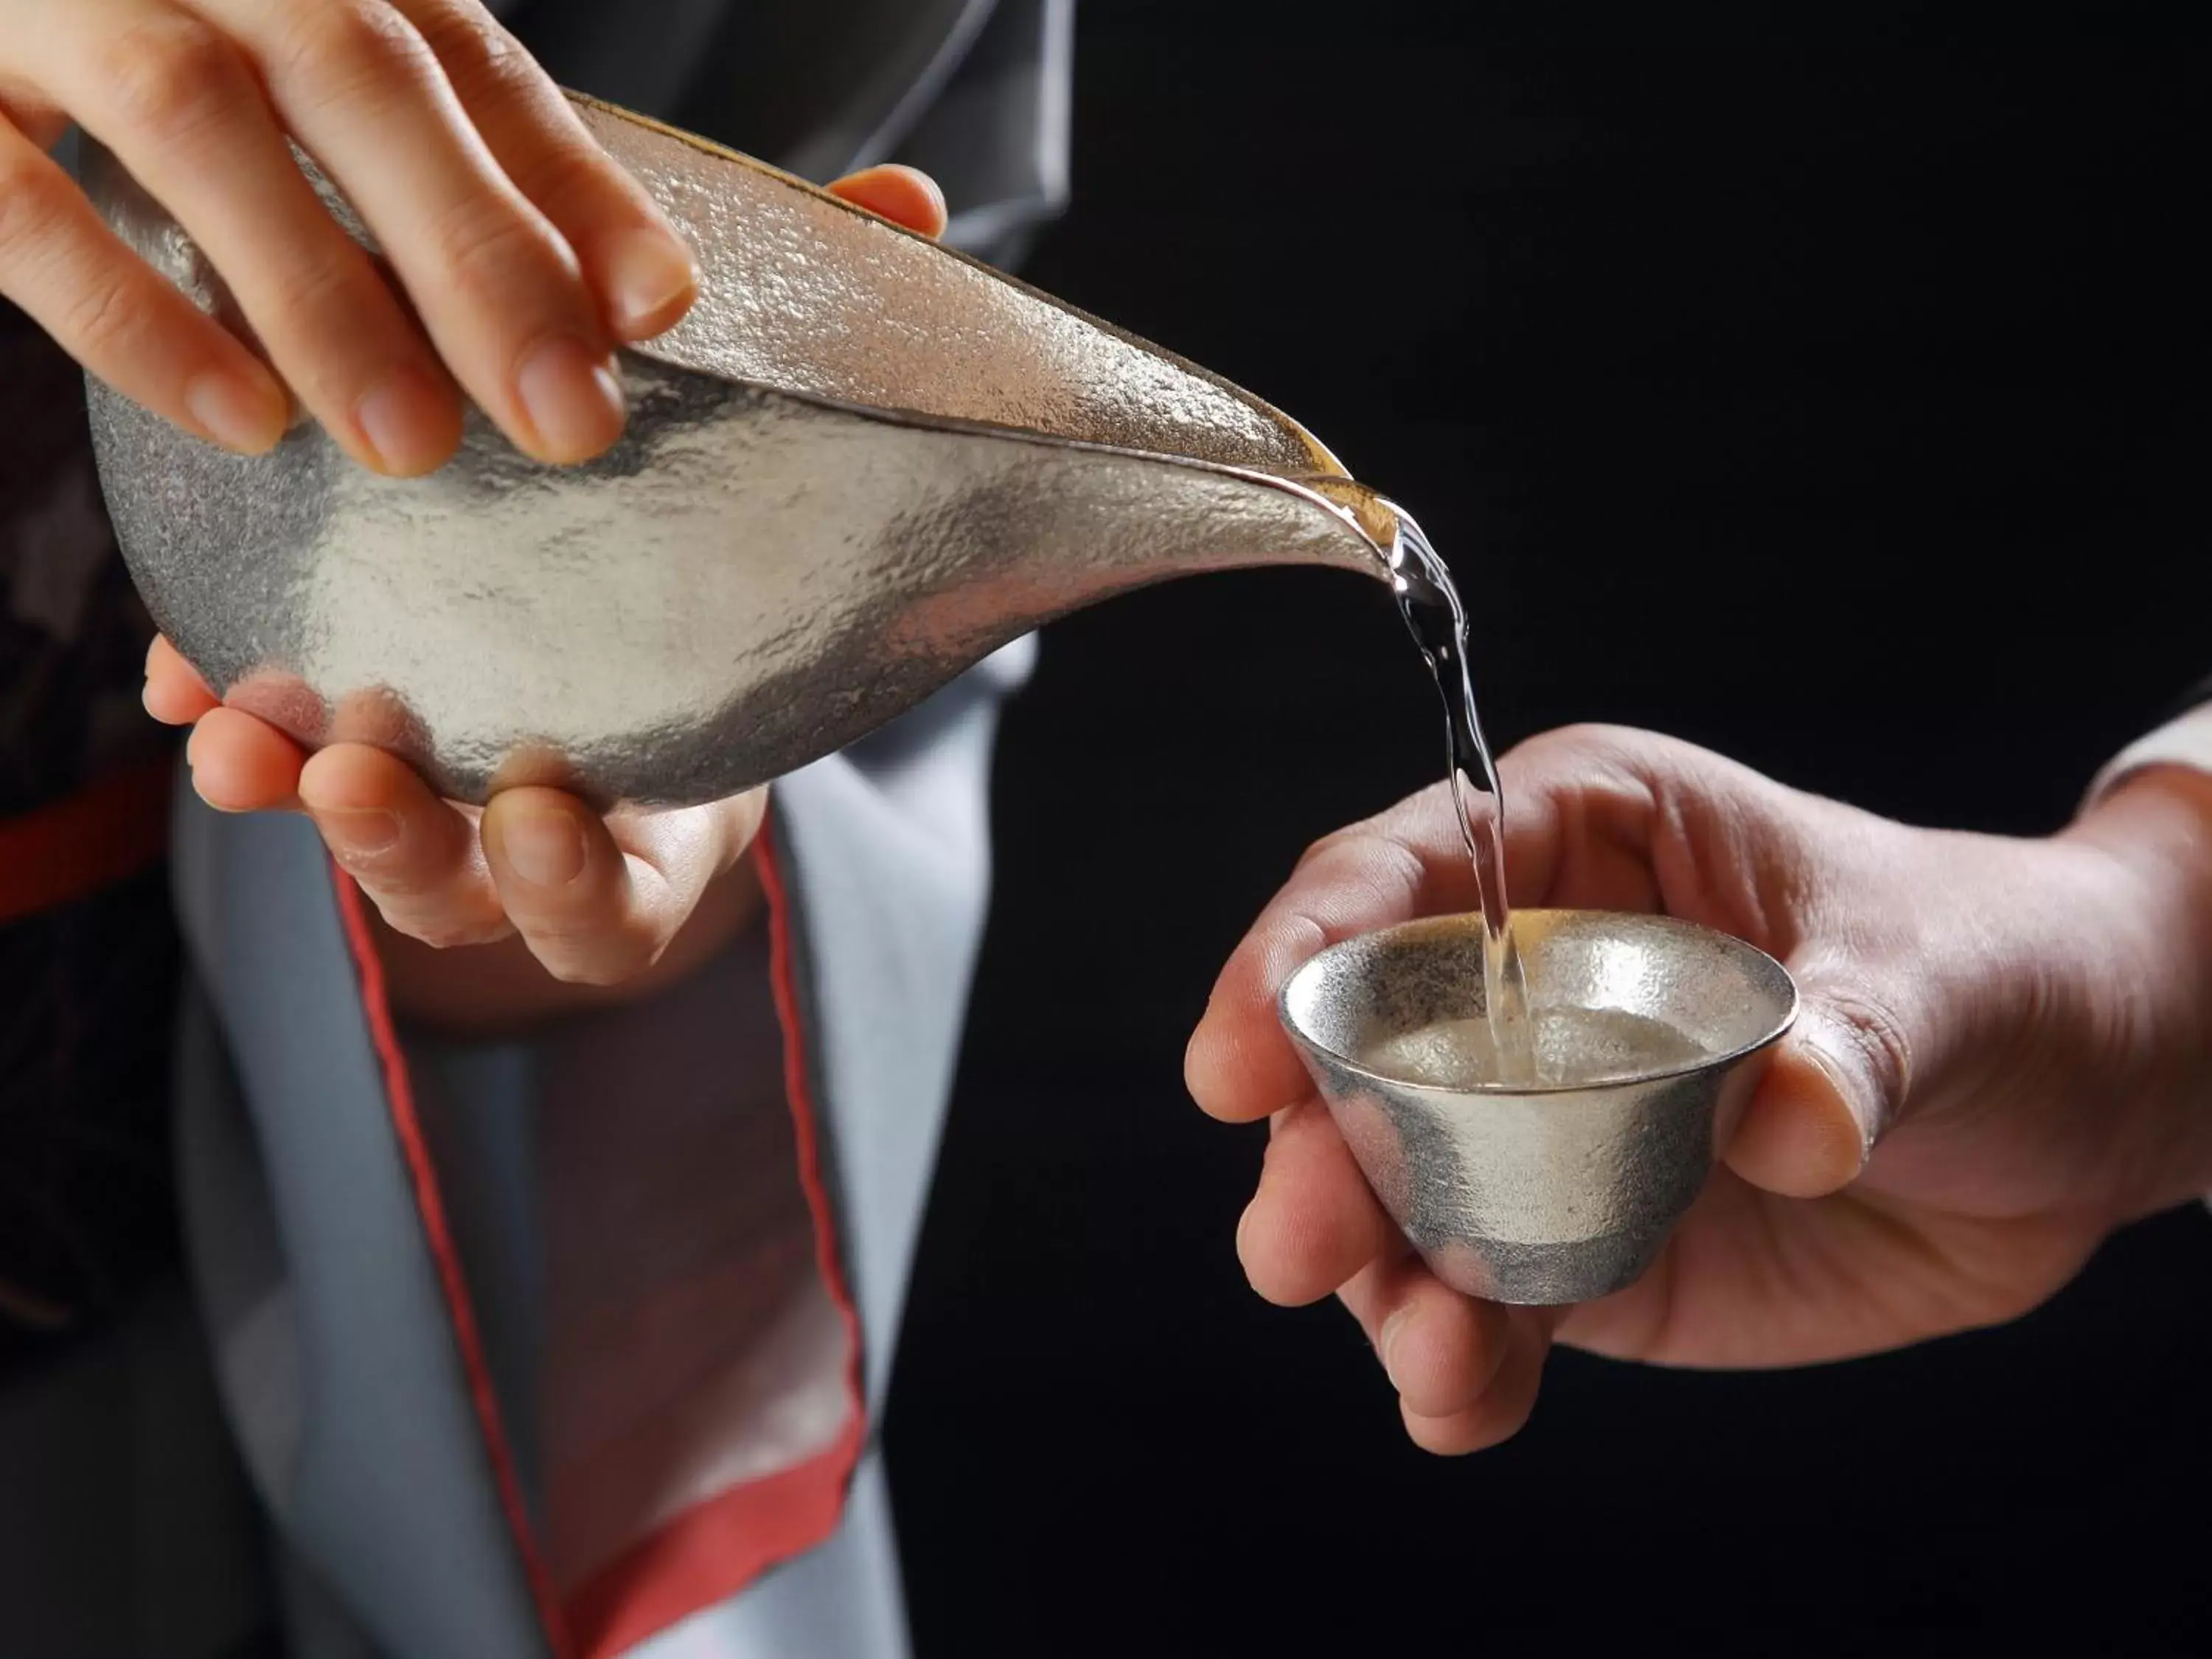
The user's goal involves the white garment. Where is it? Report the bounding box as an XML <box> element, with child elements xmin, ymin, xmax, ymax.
<box><xmin>2085</xmin><ymin>700</ymin><xmax>2212</xmax><ymax>806</ymax></box>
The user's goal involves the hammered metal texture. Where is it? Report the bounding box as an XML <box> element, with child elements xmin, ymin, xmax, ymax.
<box><xmin>1279</xmin><ymin>911</ymin><xmax>1798</xmax><ymax>1306</ymax></box>
<box><xmin>81</xmin><ymin>96</ymin><xmax>1394</xmax><ymax>807</ymax></box>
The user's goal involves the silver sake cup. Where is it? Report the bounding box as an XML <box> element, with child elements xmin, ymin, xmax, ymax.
<box><xmin>1279</xmin><ymin>910</ymin><xmax>1798</xmax><ymax>1306</ymax></box>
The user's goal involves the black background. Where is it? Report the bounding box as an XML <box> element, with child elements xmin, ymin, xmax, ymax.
<box><xmin>887</xmin><ymin>4</ymin><xmax>2212</xmax><ymax>1651</ymax></box>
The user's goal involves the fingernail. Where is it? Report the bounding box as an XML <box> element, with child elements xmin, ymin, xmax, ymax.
<box><xmin>502</xmin><ymin>808</ymin><xmax>588</xmax><ymax>888</ymax></box>
<box><xmin>182</xmin><ymin>748</ymin><xmax>246</xmax><ymax>815</ymax></box>
<box><xmin>603</xmin><ymin>229</ymin><xmax>699</xmax><ymax>337</ymax></box>
<box><xmin>515</xmin><ymin>335</ymin><xmax>626</xmax><ymax>461</ymax></box>
<box><xmin>1798</xmin><ymin>1034</ymin><xmax>1880</xmax><ymax>1172</ymax></box>
<box><xmin>318</xmin><ymin>808</ymin><xmax>402</xmax><ymax>858</ymax></box>
<box><xmin>186</xmin><ymin>371</ymin><xmax>285</xmax><ymax>454</ymax></box>
<box><xmin>355</xmin><ymin>366</ymin><xmax>459</xmax><ymax>476</ymax></box>
<box><xmin>1379</xmin><ymin>1307</ymin><xmax>1413</xmax><ymax>1389</ymax></box>
<box><xmin>905</xmin><ymin>167</ymin><xmax>949</xmax><ymax>226</ymax></box>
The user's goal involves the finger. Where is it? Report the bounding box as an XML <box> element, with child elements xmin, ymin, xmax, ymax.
<box><xmin>185</xmin><ymin>706</ymin><xmax>305</xmax><ymax>810</ymax></box>
<box><xmin>204</xmin><ymin>0</ymin><xmax>623</xmax><ymax>463</ymax></box>
<box><xmin>143</xmin><ymin>635</ymin><xmax>222</xmax><ymax>724</ymax></box>
<box><xmin>26</xmin><ymin>0</ymin><xmax>463</xmax><ymax>474</ymax></box>
<box><xmin>479</xmin><ymin>790</ymin><xmax>685</xmax><ymax>985</ymax></box>
<box><xmin>397</xmin><ymin>0</ymin><xmax>698</xmax><ymax>339</ymax></box>
<box><xmin>1235</xmin><ymin>1099</ymin><xmax>1394</xmax><ymax>1306</ymax></box>
<box><xmin>1186</xmin><ymin>789</ymin><xmax>1472</xmax><ymax>1124</ymax></box>
<box><xmin>1</xmin><ymin>77</ymin><xmax>69</xmax><ymax>150</ymax></box>
<box><xmin>0</xmin><ymin>111</ymin><xmax>288</xmax><ymax>453</ymax></box>
<box><xmin>1724</xmin><ymin>972</ymin><xmax>1906</xmax><ymax>1197</ymax></box>
<box><xmin>297</xmin><ymin>742</ymin><xmax>510</xmax><ymax>947</ymax></box>
<box><xmin>825</xmin><ymin>165</ymin><xmax>948</xmax><ymax>238</ymax></box>
<box><xmin>1337</xmin><ymin>1253</ymin><xmax>1515</xmax><ymax>1422</ymax></box>
<box><xmin>1397</xmin><ymin>1309</ymin><xmax>1552</xmax><ymax>1456</ymax></box>
<box><xmin>1188</xmin><ymin>725</ymin><xmax>1764</xmax><ymax>1126</ymax></box>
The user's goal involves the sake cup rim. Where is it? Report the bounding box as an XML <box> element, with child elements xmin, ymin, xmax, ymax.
<box><xmin>1276</xmin><ymin>908</ymin><xmax>1800</xmax><ymax>1099</ymax></box>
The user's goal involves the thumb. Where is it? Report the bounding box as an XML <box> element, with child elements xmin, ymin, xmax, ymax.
<box><xmin>1723</xmin><ymin>970</ymin><xmax>1916</xmax><ymax>1198</ymax></box>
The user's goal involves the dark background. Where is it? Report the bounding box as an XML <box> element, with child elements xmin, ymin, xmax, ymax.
<box><xmin>888</xmin><ymin>4</ymin><xmax>2212</xmax><ymax>1650</ymax></box>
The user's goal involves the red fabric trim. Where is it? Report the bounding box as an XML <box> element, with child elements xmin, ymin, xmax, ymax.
<box><xmin>754</xmin><ymin>817</ymin><xmax>871</xmax><ymax>1489</ymax></box>
<box><xmin>565</xmin><ymin>1413</ymin><xmax>866</xmax><ymax>1659</ymax></box>
<box><xmin>328</xmin><ymin>866</ymin><xmax>576</xmax><ymax>1659</ymax></box>
<box><xmin>0</xmin><ymin>754</ymin><xmax>173</xmax><ymax>925</ymax></box>
<box><xmin>565</xmin><ymin>820</ymin><xmax>868</xmax><ymax>1659</ymax></box>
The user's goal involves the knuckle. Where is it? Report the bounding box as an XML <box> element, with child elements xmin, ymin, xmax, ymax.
<box><xmin>1510</xmin><ymin>721</ymin><xmax>1641</xmax><ymax>776</ymax></box>
<box><xmin>349</xmin><ymin>860</ymin><xmax>437</xmax><ymax>900</ymax></box>
<box><xmin>1292</xmin><ymin>831</ymin><xmax>1340</xmax><ymax>872</ymax></box>
<box><xmin>499</xmin><ymin>139</ymin><xmax>616</xmax><ymax>217</ymax></box>
<box><xmin>1821</xmin><ymin>981</ymin><xmax>1915</xmax><ymax>1132</ymax></box>
<box><xmin>1368</xmin><ymin>826</ymin><xmax>1433</xmax><ymax>898</ymax></box>
<box><xmin>538</xmin><ymin>952</ymin><xmax>622</xmax><ymax>987</ymax></box>
<box><xmin>274</xmin><ymin>240</ymin><xmax>375</xmax><ymax>328</ymax></box>
<box><xmin>55</xmin><ymin>274</ymin><xmax>147</xmax><ymax>362</ymax></box>
<box><xmin>260</xmin><ymin>244</ymin><xmax>367</xmax><ymax>341</ymax></box>
<box><xmin>411</xmin><ymin>14</ymin><xmax>622</xmax><ymax>212</ymax></box>
<box><xmin>543</xmin><ymin>960</ymin><xmax>618</xmax><ymax>987</ymax></box>
<box><xmin>271</xmin><ymin>1</ymin><xmax>430</xmax><ymax>106</ymax></box>
<box><xmin>97</xmin><ymin>18</ymin><xmax>251</xmax><ymax>147</ymax></box>
<box><xmin>0</xmin><ymin>82</ymin><xmax>66</xmax><ymax>148</ymax></box>
<box><xmin>377</xmin><ymin>906</ymin><xmax>500</xmax><ymax>951</ymax></box>
<box><xmin>532</xmin><ymin>920</ymin><xmax>666</xmax><ymax>987</ymax></box>
<box><xmin>414</xmin><ymin>7</ymin><xmax>535</xmax><ymax>102</ymax></box>
<box><xmin>1293</xmin><ymin>821</ymin><xmax>1373</xmax><ymax>873</ymax></box>
<box><xmin>428</xmin><ymin>194</ymin><xmax>562</xmax><ymax>304</ymax></box>
<box><xmin>1540</xmin><ymin>720</ymin><xmax>1635</xmax><ymax>751</ymax></box>
<box><xmin>0</xmin><ymin>153</ymin><xmax>70</xmax><ymax>258</ymax></box>
<box><xmin>328</xmin><ymin>835</ymin><xmax>455</xmax><ymax>905</ymax></box>
<box><xmin>246</xmin><ymin>255</ymin><xmax>404</xmax><ymax>406</ymax></box>
<box><xmin>1292</xmin><ymin>819</ymin><xmax>1425</xmax><ymax>904</ymax></box>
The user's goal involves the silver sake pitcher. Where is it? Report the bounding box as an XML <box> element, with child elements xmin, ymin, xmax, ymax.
<box><xmin>82</xmin><ymin>93</ymin><xmax>1400</xmax><ymax>807</ymax></box>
